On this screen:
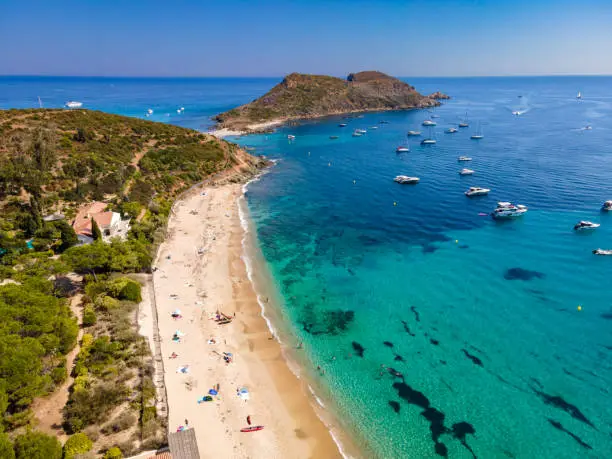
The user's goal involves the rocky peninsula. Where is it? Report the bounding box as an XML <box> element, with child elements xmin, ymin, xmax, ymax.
<box><xmin>214</xmin><ymin>71</ymin><xmax>447</xmax><ymax>134</ymax></box>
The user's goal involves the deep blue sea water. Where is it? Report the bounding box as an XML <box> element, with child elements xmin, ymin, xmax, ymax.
<box><xmin>2</xmin><ymin>76</ymin><xmax>612</xmax><ymax>458</ymax></box>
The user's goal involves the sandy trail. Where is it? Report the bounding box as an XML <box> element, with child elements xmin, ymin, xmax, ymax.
<box><xmin>153</xmin><ymin>183</ymin><xmax>341</xmax><ymax>458</ymax></box>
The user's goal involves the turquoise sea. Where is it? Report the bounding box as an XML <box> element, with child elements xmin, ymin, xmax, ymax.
<box><xmin>2</xmin><ymin>76</ymin><xmax>612</xmax><ymax>458</ymax></box>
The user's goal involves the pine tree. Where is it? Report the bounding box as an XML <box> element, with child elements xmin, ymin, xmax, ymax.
<box><xmin>91</xmin><ymin>217</ymin><xmax>103</xmax><ymax>241</ymax></box>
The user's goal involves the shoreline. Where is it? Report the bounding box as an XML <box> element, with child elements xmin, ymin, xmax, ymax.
<box><xmin>150</xmin><ymin>175</ymin><xmax>348</xmax><ymax>458</ymax></box>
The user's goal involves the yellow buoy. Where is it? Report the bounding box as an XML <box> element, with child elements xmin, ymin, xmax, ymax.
<box><xmin>577</xmin><ymin>305</ymin><xmax>582</xmax><ymax>311</ymax></box>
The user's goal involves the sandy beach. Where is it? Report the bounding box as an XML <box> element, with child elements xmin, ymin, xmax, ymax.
<box><xmin>210</xmin><ymin>120</ymin><xmax>284</xmax><ymax>138</ymax></box>
<box><xmin>152</xmin><ymin>181</ymin><xmax>343</xmax><ymax>458</ymax></box>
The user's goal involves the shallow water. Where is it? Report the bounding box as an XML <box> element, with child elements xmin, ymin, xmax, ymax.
<box><xmin>237</xmin><ymin>77</ymin><xmax>612</xmax><ymax>458</ymax></box>
<box><xmin>3</xmin><ymin>76</ymin><xmax>612</xmax><ymax>458</ymax></box>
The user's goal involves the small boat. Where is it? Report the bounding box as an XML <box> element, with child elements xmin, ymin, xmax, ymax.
<box><xmin>584</xmin><ymin>125</ymin><xmax>592</xmax><ymax>130</ymax></box>
<box><xmin>147</xmin><ymin>108</ymin><xmax>154</xmax><ymax>115</ymax></box>
<box><xmin>241</xmin><ymin>426</ymin><xmax>264</xmax><ymax>433</ymax></box>
<box><xmin>602</xmin><ymin>200</ymin><xmax>612</xmax><ymax>211</ymax></box>
<box><xmin>65</xmin><ymin>101</ymin><xmax>83</xmax><ymax>109</ymax></box>
<box><xmin>574</xmin><ymin>221</ymin><xmax>600</xmax><ymax>231</ymax></box>
<box><xmin>338</xmin><ymin>123</ymin><xmax>347</xmax><ymax>127</ymax></box>
<box><xmin>492</xmin><ymin>202</ymin><xmax>528</xmax><ymax>219</ymax></box>
<box><xmin>512</xmin><ymin>110</ymin><xmax>523</xmax><ymax>116</ymax></box>
<box><xmin>457</xmin><ymin>156</ymin><xmax>472</xmax><ymax>161</ymax></box>
<box><xmin>458</xmin><ymin>112</ymin><xmax>469</xmax><ymax>128</ymax></box>
<box><xmin>396</xmin><ymin>146</ymin><xmax>410</xmax><ymax>153</ymax></box>
<box><xmin>394</xmin><ymin>175</ymin><xmax>419</xmax><ymax>184</ymax></box>
<box><xmin>576</xmin><ymin>91</ymin><xmax>582</xmax><ymax>100</ymax></box>
<box><xmin>471</xmin><ymin>123</ymin><xmax>484</xmax><ymax>140</ymax></box>
<box><xmin>465</xmin><ymin>187</ymin><xmax>490</xmax><ymax>197</ymax></box>
<box><xmin>407</xmin><ymin>130</ymin><xmax>421</xmax><ymax>136</ymax></box>
<box><xmin>593</xmin><ymin>249</ymin><xmax>612</xmax><ymax>256</ymax></box>
<box><xmin>445</xmin><ymin>127</ymin><xmax>458</xmax><ymax>134</ymax></box>
<box><xmin>370</xmin><ymin>126</ymin><xmax>378</xmax><ymax>130</ymax></box>
<box><xmin>459</xmin><ymin>168</ymin><xmax>474</xmax><ymax>175</ymax></box>
<box><xmin>176</xmin><ymin>109</ymin><xmax>182</xmax><ymax>114</ymax></box>
<box><xmin>356</xmin><ymin>129</ymin><xmax>367</xmax><ymax>134</ymax></box>
<box><xmin>287</xmin><ymin>135</ymin><xmax>296</xmax><ymax>140</ymax></box>
<box><xmin>352</xmin><ymin>131</ymin><xmax>363</xmax><ymax>137</ymax></box>
<box><xmin>422</xmin><ymin>120</ymin><xmax>437</xmax><ymax>127</ymax></box>
<box><xmin>329</xmin><ymin>136</ymin><xmax>339</xmax><ymax>140</ymax></box>
<box><xmin>421</xmin><ymin>138</ymin><xmax>436</xmax><ymax>145</ymax></box>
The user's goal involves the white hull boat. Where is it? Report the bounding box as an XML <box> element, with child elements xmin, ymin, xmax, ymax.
<box><xmin>394</xmin><ymin>175</ymin><xmax>419</xmax><ymax>184</ymax></box>
<box><xmin>465</xmin><ymin>187</ymin><xmax>490</xmax><ymax>197</ymax></box>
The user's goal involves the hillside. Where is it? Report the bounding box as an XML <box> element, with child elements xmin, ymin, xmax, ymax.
<box><xmin>0</xmin><ymin>109</ymin><xmax>264</xmax><ymax>457</ymax></box>
<box><xmin>214</xmin><ymin>71</ymin><xmax>446</xmax><ymax>131</ymax></box>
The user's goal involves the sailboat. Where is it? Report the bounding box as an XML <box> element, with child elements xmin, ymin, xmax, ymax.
<box><xmin>458</xmin><ymin>112</ymin><xmax>469</xmax><ymax>128</ymax></box>
<box><xmin>421</xmin><ymin>127</ymin><xmax>437</xmax><ymax>145</ymax></box>
<box><xmin>37</xmin><ymin>96</ymin><xmax>43</xmax><ymax>108</ymax></box>
<box><xmin>576</xmin><ymin>91</ymin><xmax>582</xmax><ymax>100</ymax></box>
<box><xmin>470</xmin><ymin>122</ymin><xmax>484</xmax><ymax>140</ymax></box>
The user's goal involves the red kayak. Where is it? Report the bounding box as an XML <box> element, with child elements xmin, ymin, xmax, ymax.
<box><xmin>240</xmin><ymin>425</ymin><xmax>264</xmax><ymax>433</ymax></box>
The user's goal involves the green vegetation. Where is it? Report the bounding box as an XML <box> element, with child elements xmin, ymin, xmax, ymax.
<box><xmin>0</xmin><ymin>109</ymin><xmax>265</xmax><ymax>456</ymax></box>
<box><xmin>13</xmin><ymin>430</ymin><xmax>62</xmax><ymax>459</ymax></box>
<box><xmin>215</xmin><ymin>71</ymin><xmax>439</xmax><ymax>130</ymax></box>
<box><xmin>62</xmin><ymin>433</ymin><xmax>93</xmax><ymax>459</ymax></box>
<box><xmin>103</xmin><ymin>446</ymin><xmax>123</xmax><ymax>459</ymax></box>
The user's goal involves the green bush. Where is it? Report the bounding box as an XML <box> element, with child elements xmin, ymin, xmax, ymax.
<box><xmin>0</xmin><ymin>433</ymin><xmax>15</xmax><ymax>459</ymax></box>
<box><xmin>62</xmin><ymin>432</ymin><xmax>92</xmax><ymax>459</ymax></box>
<box><xmin>13</xmin><ymin>430</ymin><xmax>62</xmax><ymax>459</ymax></box>
<box><xmin>103</xmin><ymin>446</ymin><xmax>123</xmax><ymax>459</ymax></box>
<box><xmin>82</xmin><ymin>305</ymin><xmax>97</xmax><ymax>327</ymax></box>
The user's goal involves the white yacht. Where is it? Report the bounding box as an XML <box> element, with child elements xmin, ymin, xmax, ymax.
<box><xmin>356</xmin><ymin>129</ymin><xmax>367</xmax><ymax>134</ymax></box>
<box><xmin>457</xmin><ymin>156</ymin><xmax>472</xmax><ymax>161</ymax></box>
<box><xmin>147</xmin><ymin>108</ymin><xmax>154</xmax><ymax>115</ymax></box>
<box><xmin>338</xmin><ymin>123</ymin><xmax>348</xmax><ymax>127</ymax></box>
<box><xmin>593</xmin><ymin>249</ymin><xmax>612</xmax><ymax>256</ymax></box>
<box><xmin>576</xmin><ymin>91</ymin><xmax>582</xmax><ymax>100</ymax></box>
<box><xmin>422</xmin><ymin>119</ymin><xmax>437</xmax><ymax>127</ymax></box>
<box><xmin>396</xmin><ymin>146</ymin><xmax>410</xmax><ymax>153</ymax></box>
<box><xmin>370</xmin><ymin>126</ymin><xmax>378</xmax><ymax>130</ymax></box>
<box><xmin>407</xmin><ymin>130</ymin><xmax>421</xmax><ymax>136</ymax></box>
<box><xmin>602</xmin><ymin>200</ymin><xmax>612</xmax><ymax>211</ymax></box>
<box><xmin>394</xmin><ymin>175</ymin><xmax>420</xmax><ymax>184</ymax></box>
<box><xmin>459</xmin><ymin>168</ymin><xmax>474</xmax><ymax>175</ymax></box>
<box><xmin>584</xmin><ymin>125</ymin><xmax>592</xmax><ymax>130</ymax></box>
<box><xmin>446</xmin><ymin>127</ymin><xmax>458</xmax><ymax>134</ymax></box>
<box><xmin>352</xmin><ymin>130</ymin><xmax>363</xmax><ymax>137</ymax></box>
<box><xmin>421</xmin><ymin>138</ymin><xmax>436</xmax><ymax>145</ymax></box>
<box><xmin>471</xmin><ymin>122</ymin><xmax>484</xmax><ymax>139</ymax></box>
<box><xmin>459</xmin><ymin>112</ymin><xmax>469</xmax><ymax>128</ymax></box>
<box><xmin>65</xmin><ymin>101</ymin><xmax>83</xmax><ymax>109</ymax></box>
<box><xmin>512</xmin><ymin>110</ymin><xmax>523</xmax><ymax>116</ymax></box>
<box><xmin>287</xmin><ymin>134</ymin><xmax>296</xmax><ymax>140</ymax></box>
<box><xmin>492</xmin><ymin>202</ymin><xmax>528</xmax><ymax>219</ymax></box>
<box><xmin>465</xmin><ymin>187</ymin><xmax>490</xmax><ymax>197</ymax></box>
<box><xmin>574</xmin><ymin>221</ymin><xmax>600</xmax><ymax>231</ymax></box>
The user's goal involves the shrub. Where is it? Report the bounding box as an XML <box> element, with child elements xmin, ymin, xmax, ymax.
<box><xmin>0</xmin><ymin>433</ymin><xmax>15</xmax><ymax>459</ymax></box>
<box><xmin>63</xmin><ymin>433</ymin><xmax>93</xmax><ymax>459</ymax></box>
<box><xmin>13</xmin><ymin>430</ymin><xmax>62</xmax><ymax>459</ymax></box>
<box><xmin>95</xmin><ymin>295</ymin><xmax>120</xmax><ymax>311</ymax></box>
<box><xmin>51</xmin><ymin>366</ymin><xmax>67</xmax><ymax>385</ymax></box>
<box><xmin>103</xmin><ymin>447</ymin><xmax>123</xmax><ymax>459</ymax></box>
<box><xmin>102</xmin><ymin>411</ymin><xmax>136</xmax><ymax>434</ymax></box>
<box><xmin>82</xmin><ymin>305</ymin><xmax>97</xmax><ymax>327</ymax></box>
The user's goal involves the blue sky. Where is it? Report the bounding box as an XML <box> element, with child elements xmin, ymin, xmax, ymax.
<box><xmin>1</xmin><ymin>0</ymin><xmax>611</xmax><ymax>77</ymax></box>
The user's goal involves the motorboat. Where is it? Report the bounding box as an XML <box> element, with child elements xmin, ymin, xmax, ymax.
<box><xmin>370</xmin><ymin>126</ymin><xmax>378</xmax><ymax>130</ymax></box>
<box><xmin>396</xmin><ymin>146</ymin><xmax>410</xmax><ymax>153</ymax></box>
<box><xmin>421</xmin><ymin>138</ymin><xmax>436</xmax><ymax>145</ymax></box>
<box><xmin>65</xmin><ymin>101</ymin><xmax>83</xmax><ymax>108</ymax></box>
<box><xmin>459</xmin><ymin>168</ymin><xmax>475</xmax><ymax>175</ymax></box>
<box><xmin>465</xmin><ymin>187</ymin><xmax>490</xmax><ymax>197</ymax></box>
<box><xmin>593</xmin><ymin>249</ymin><xmax>612</xmax><ymax>256</ymax></box>
<box><xmin>339</xmin><ymin>123</ymin><xmax>348</xmax><ymax>127</ymax></box>
<box><xmin>394</xmin><ymin>175</ymin><xmax>419</xmax><ymax>184</ymax></box>
<box><xmin>584</xmin><ymin>125</ymin><xmax>592</xmax><ymax>130</ymax></box>
<box><xmin>407</xmin><ymin>130</ymin><xmax>421</xmax><ymax>136</ymax></box>
<box><xmin>574</xmin><ymin>221</ymin><xmax>600</xmax><ymax>231</ymax></box>
<box><xmin>446</xmin><ymin>127</ymin><xmax>458</xmax><ymax>133</ymax></box>
<box><xmin>356</xmin><ymin>129</ymin><xmax>367</xmax><ymax>134</ymax></box>
<box><xmin>512</xmin><ymin>110</ymin><xmax>523</xmax><ymax>116</ymax></box>
<box><xmin>329</xmin><ymin>135</ymin><xmax>339</xmax><ymax>139</ymax></box>
<box><xmin>147</xmin><ymin>108</ymin><xmax>154</xmax><ymax>115</ymax></box>
<box><xmin>602</xmin><ymin>200</ymin><xmax>612</xmax><ymax>211</ymax></box>
<box><xmin>457</xmin><ymin>156</ymin><xmax>472</xmax><ymax>161</ymax></box>
<box><xmin>287</xmin><ymin>134</ymin><xmax>296</xmax><ymax>140</ymax></box>
<box><xmin>422</xmin><ymin>120</ymin><xmax>437</xmax><ymax>126</ymax></box>
<box><xmin>492</xmin><ymin>202</ymin><xmax>528</xmax><ymax>219</ymax></box>
<box><xmin>352</xmin><ymin>131</ymin><xmax>363</xmax><ymax>137</ymax></box>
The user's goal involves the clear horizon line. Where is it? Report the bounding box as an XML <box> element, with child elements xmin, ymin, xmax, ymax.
<box><xmin>1</xmin><ymin>73</ymin><xmax>612</xmax><ymax>79</ymax></box>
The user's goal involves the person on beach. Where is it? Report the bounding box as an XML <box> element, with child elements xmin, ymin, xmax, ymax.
<box><xmin>247</xmin><ymin>415</ymin><xmax>252</xmax><ymax>426</ymax></box>
<box><xmin>185</xmin><ymin>418</ymin><xmax>189</xmax><ymax>427</ymax></box>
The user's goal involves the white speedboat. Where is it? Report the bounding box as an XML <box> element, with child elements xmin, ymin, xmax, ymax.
<box><xmin>421</xmin><ymin>138</ymin><xmax>436</xmax><ymax>145</ymax></box>
<box><xmin>584</xmin><ymin>125</ymin><xmax>592</xmax><ymax>130</ymax></box>
<box><xmin>339</xmin><ymin>123</ymin><xmax>348</xmax><ymax>127</ymax></box>
<box><xmin>512</xmin><ymin>110</ymin><xmax>523</xmax><ymax>116</ymax></box>
<box><xmin>465</xmin><ymin>187</ymin><xmax>490</xmax><ymax>197</ymax></box>
<box><xmin>593</xmin><ymin>248</ymin><xmax>612</xmax><ymax>256</ymax></box>
<box><xmin>422</xmin><ymin>120</ymin><xmax>437</xmax><ymax>126</ymax></box>
<box><xmin>492</xmin><ymin>202</ymin><xmax>528</xmax><ymax>219</ymax></box>
<box><xmin>396</xmin><ymin>146</ymin><xmax>410</xmax><ymax>153</ymax></box>
<box><xmin>446</xmin><ymin>127</ymin><xmax>458</xmax><ymax>133</ymax></box>
<box><xmin>602</xmin><ymin>200</ymin><xmax>612</xmax><ymax>211</ymax></box>
<box><xmin>287</xmin><ymin>134</ymin><xmax>296</xmax><ymax>140</ymax></box>
<box><xmin>407</xmin><ymin>130</ymin><xmax>421</xmax><ymax>136</ymax></box>
<box><xmin>458</xmin><ymin>156</ymin><xmax>472</xmax><ymax>161</ymax></box>
<box><xmin>394</xmin><ymin>175</ymin><xmax>419</xmax><ymax>184</ymax></box>
<box><xmin>459</xmin><ymin>168</ymin><xmax>474</xmax><ymax>175</ymax></box>
<box><xmin>574</xmin><ymin>221</ymin><xmax>600</xmax><ymax>231</ymax></box>
<box><xmin>352</xmin><ymin>130</ymin><xmax>363</xmax><ymax>137</ymax></box>
<box><xmin>65</xmin><ymin>101</ymin><xmax>83</xmax><ymax>108</ymax></box>
<box><xmin>147</xmin><ymin>108</ymin><xmax>154</xmax><ymax>115</ymax></box>
<box><xmin>370</xmin><ymin>126</ymin><xmax>378</xmax><ymax>130</ymax></box>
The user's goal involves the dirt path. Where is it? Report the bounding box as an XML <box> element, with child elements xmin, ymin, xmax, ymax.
<box><xmin>32</xmin><ymin>292</ymin><xmax>84</xmax><ymax>441</ymax></box>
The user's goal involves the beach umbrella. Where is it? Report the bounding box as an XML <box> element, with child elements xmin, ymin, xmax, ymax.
<box><xmin>208</xmin><ymin>389</ymin><xmax>218</xmax><ymax>396</ymax></box>
<box><xmin>172</xmin><ymin>309</ymin><xmax>182</xmax><ymax>315</ymax></box>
